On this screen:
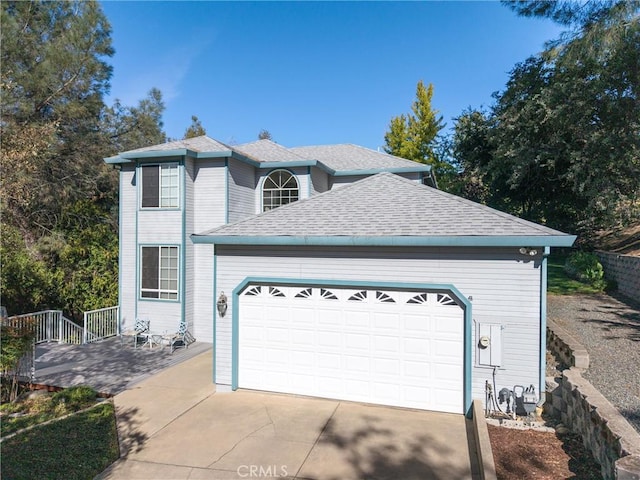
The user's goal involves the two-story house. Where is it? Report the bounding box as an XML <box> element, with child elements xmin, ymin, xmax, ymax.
<box><xmin>106</xmin><ymin>135</ymin><xmax>575</xmax><ymax>415</ymax></box>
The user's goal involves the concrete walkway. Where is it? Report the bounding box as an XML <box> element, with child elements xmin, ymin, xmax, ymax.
<box><xmin>98</xmin><ymin>350</ymin><xmax>479</xmax><ymax>479</ymax></box>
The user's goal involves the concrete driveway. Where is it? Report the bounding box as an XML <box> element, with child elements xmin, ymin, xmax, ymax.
<box><xmin>98</xmin><ymin>351</ymin><xmax>479</xmax><ymax>480</ymax></box>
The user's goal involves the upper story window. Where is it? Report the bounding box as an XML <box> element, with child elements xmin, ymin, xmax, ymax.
<box><xmin>141</xmin><ymin>164</ymin><xmax>179</xmax><ymax>208</ymax></box>
<box><xmin>263</xmin><ymin>170</ymin><xmax>299</xmax><ymax>211</ymax></box>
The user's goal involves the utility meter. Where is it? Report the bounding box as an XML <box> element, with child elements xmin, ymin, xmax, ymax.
<box><xmin>479</xmin><ymin>335</ymin><xmax>491</xmax><ymax>348</ymax></box>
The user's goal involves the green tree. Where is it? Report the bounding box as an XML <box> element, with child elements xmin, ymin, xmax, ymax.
<box><xmin>1</xmin><ymin>1</ymin><xmax>167</xmax><ymax>318</ymax></box>
<box><xmin>384</xmin><ymin>81</ymin><xmax>454</xmax><ymax>186</ymax></box>
<box><xmin>1</xmin><ymin>0</ymin><xmax>115</xmax><ymax>233</ymax></box>
<box><xmin>450</xmin><ymin>109</ymin><xmax>493</xmax><ymax>204</ymax></box>
<box><xmin>183</xmin><ymin>115</ymin><xmax>206</xmax><ymax>139</ymax></box>
<box><xmin>496</xmin><ymin>0</ymin><xmax>640</xmax><ymax>233</ymax></box>
<box><xmin>103</xmin><ymin>88</ymin><xmax>166</xmax><ymax>153</ymax></box>
<box><xmin>258</xmin><ymin>129</ymin><xmax>273</xmax><ymax>140</ymax></box>
<box><xmin>449</xmin><ymin>2</ymin><xmax>639</xmax><ymax>240</ymax></box>
<box><xmin>384</xmin><ymin>81</ymin><xmax>444</xmax><ymax>163</ymax></box>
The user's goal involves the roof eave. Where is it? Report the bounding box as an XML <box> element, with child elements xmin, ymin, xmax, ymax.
<box><xmin>191</xmin><ymin>234</ymin><xmax>577</xmax><ymax>248</ymax></box>
<box><xmin>330</xmin><ymin>165</ymin><xmax>432</xmax><ymax>176</ymax></box>
<box><xmin>104</xmin><ymin>148</ymin><xmax>237</xmax><ymax>165</ymax></box>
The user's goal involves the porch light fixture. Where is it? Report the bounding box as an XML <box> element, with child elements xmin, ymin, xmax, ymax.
<box><xmin>519</xmin><ymin>247</ymin><xmax>538</xmax><ymax>256</ymax></box>
<box><xmin>217</xmin><ymin>291</ymin><xmax>228</xmax><ymax>318</ymax></box>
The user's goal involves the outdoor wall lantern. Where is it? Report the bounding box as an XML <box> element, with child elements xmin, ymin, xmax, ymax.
<box><xmin>217</xmin><ymin>291</ymin><xmax>228</xmax><ymax>318</ymax></box>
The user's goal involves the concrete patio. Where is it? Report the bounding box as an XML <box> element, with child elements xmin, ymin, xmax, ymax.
<box><xmin>33</xmin><ymin>337</ymin><xmax>212</xmax><ymax>395</ymax></box>
<box><xmin>98</xmin><ymin>350</ymin><xmax>480</xmax><ymax>480</ymax></box>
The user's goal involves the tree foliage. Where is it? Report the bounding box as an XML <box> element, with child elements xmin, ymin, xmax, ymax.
<box><xmin>0</xmin><ymin>1</ymin><xmax>165</xmax><ymax>318</ymax></box>
<box><xmin>183</xmin><ymin>114</ymin><xmax>206</xmax><ymax>139</ymax></box>
<box><xmin>384</xmin><ymin>81</ymin><xmax>455</xmax><ymax>186</ymax></box>
<box><xmin>258</xmin><ymin>129</ymin><xmax>273</xmax><ymax>140</ymax></box>
<box><xmin>451</xmin><ymin>1</ymin><xmax>639</xmax><ymax>241</ymax></box>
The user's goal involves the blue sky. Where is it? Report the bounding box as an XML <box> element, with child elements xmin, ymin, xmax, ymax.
<box><xmin>101</xmin><ymin>1</ymin><xmax>562</xmax><ymax>150</ymax></box>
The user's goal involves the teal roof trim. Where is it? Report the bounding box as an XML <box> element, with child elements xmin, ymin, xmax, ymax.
<box><xmin>191</xmin><ymin>234</ymin><xmax>577</xmax><ymax>248</ymax></box>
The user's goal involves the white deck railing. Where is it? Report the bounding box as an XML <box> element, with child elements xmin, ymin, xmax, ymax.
<box><xmin>5</xmin><ymin>309</ymin><xmax>98</xmax><ymax>345</ymax></box>
<box><xmin>83</xmin><ymin>306</ymin><xmax>119</xmax><ymax>343</ymax></box>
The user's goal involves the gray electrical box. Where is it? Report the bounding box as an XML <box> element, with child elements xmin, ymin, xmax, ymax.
<box><xmin>477</xmin><ymin>323</ymin><xmax>502</xmax><ymax>367</ymax></box>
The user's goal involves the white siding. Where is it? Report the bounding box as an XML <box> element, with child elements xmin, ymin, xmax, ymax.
<box><xmin>213</xmin><ymin>246</ymin><xmax>542</xmax><ymax>404</ymax></box>
<box><xmin>137</xmin><ymin>210</ymin><xmax>182</xmax><ymax>244</ymax></box>
<box><xmin>228</xmin><ymin>158</ymin><xmax>256</xmax><ymax>223</ymax></box>
<box><xmin>310</xmin><ymin>167</ymin><xmax>329</xmax><ymax>194</ymax></box>
<box><xmin>192</xmin><ymin>243</ymin><xmax>214</xmax><ymax>341</ymax></box>
<box><xmin>185</xmin><ymin>159</ymin><xmax>196</xmax><ymax>332</ymax></box>
<box><xmin>193</xmin><ymin>158</ymin><xmax>226</xmax><ymax>233</ymax></box>
<box><xmin>136</xmin><ymin>301</ymin><xmax>182</xmax><ymax>335</ymax></box>
<box><xmin>330</xmin><ymin>172</ymin><xmax>422</xmax><ymax>189</ymax></box>
<box><xmin>119</xmin><ymin>166</ymin><xmax>136</xmax><ymax>331</ymax></box>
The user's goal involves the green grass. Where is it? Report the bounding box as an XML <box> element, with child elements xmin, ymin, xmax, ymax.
<box><xmin>1</xmin><ymin>386</ymin><xmax>100</xmax><ymax>437</ymax></box>
<box><xmin>1</xmin><ymin>402</ymin><xmax>119</xmax><ymax>480</ymax></box>
<box><xmin>547</xmin><ymin>255</ymin><xmax>605</xmax><ymax>295</ymax></box>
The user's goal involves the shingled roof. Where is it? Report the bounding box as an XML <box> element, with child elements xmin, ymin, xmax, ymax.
<box><xmin>290</xmin><ymin>144</ymin><xmax>421</xmax><ymax>172</ymax></box>
<box><xmin>127</xmin><ymin>136</ymin><xmax>230</xmax><ymax>153</ymax></box>
<box><xmin>105</xmin><ymin>137</ymin><xmax>430</xmax><ymax>175</ymax></box>
<box><xmin>192</xmin><ymin>173</ymin><xmax>575</xmax><ymax>247</ymax></box>
<box><xmin>234</xmin><ymin>139</ymin><xmax>307</xmax><ymax>163</ymax></box>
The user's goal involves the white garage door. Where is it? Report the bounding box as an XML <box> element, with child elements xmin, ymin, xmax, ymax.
<box><xmin>239</xmin><ymin>285</ymin><xmax>464</xmax><ymax>413</ymax></box>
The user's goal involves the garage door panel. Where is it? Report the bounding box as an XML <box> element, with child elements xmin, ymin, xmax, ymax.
<box><xmin>317</xmin><ymin>331</ymin><xmax>342</xmax><ymax>348</ymax></box>
<box><xmin>290</xmin><ymin>306</ymin><xmax>316</xmax><ymax>324</ymax></box>
<box><xmin>373</xmin><ymin>335</ymin><xmax>400</xmax><ymax>352</ymax></box>
<box><xmin>345</xmin><ymin>333</ymin><xmax>369</xmax><ymax>351</ymax></box>
<box><xmin>403</xmin><ymin>337</ymin><xmax>430</xmax><ymax>355</ymax></box>
<box><xmin>265</xmin><ymin>348</ymin><xmax>289</xmax><ymax>365</ymax></box>
<box><xmin>239</xmin><ymin>286</ymin><xmax>464</xmax><ymax>413</ymax></box>
<box><xmin>372</xmin><ymin>312</ymin><xmax>400</xmax><ymax>331</ymax></box>
<box><xmin>373</xmin><ymin>358</ymin><xmax>400</xmax><ymax>376</ymax></box>
<box><xmin>317</xmin><ymin>352</ymin><xmax>341</xmax><ymax>368</ymax></box>
<box><xmin>291</xmin><ymin>350</ymin><xmax>314</xmax><ymax>367</ymax></box>
<box><xmin>344</xmin><ymin>312</ymin><xmax>370</xmax><ymax>328</ymax></box>
<box><xmin>316</xmin><ymin>308</ymin><xmax>342</xmax><ymax>326</ymax></box>
<box><xmin>344</xmin><ymin>355</ymin><xmax>370</xmax><ymax>373</ymax></box>
<box><xmin>434</xmin><ymin>338</ymin><xmax>462</xmax><ymax>356</ymax></box>
<box><xmin>434</xmin><ymin>364</ymin><xmax>463</xmax><ymax>381</ymax></box>
<box><xmin>291</xmin><ymin>329</ymin><xmax>315</xmax><ymax>347</ymax></box>
<box><xmin>266</xmin><ymin>327</ymin><xmax>289</xmax><ymax>344</ymax></box>
<box><xmin>403</xmin><ymin>315</ymin><xmax>432</xmax><ymax>334</ymax></box>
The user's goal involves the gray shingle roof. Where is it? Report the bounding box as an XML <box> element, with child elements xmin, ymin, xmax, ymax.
<box><xmin>234</xmin><ymin>140</ymin><xmax>307</xmax><ymax>163</ymax></box>
<box><xmin>107</xmin><ymin>137</ymin><xmax>429</xmax><ymax>174</ymax></box>
<box><xmin>194</xmin><ymin>173</ymin><xmax>574</xmax><ymax>246</ymax></box>
<box><xmin>290</xmin><ymin>144</ymin><xmax>422</xmax><ymax>172</ymax></box>
<box><xmin>128</xmin><ymin>136</ymin><xmax>230</xmax><ymax>153</ymax></box>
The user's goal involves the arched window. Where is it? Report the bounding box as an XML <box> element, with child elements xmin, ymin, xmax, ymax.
<box><xmin>263</xmin><ymin>170</ymin><xmax>299</xmax><ymax>211</ymax></box>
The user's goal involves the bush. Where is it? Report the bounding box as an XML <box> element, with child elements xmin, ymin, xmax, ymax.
<box><xmin>52</xmin><ymin>385</ymin><xmax>97</xmax><ymax>410</ymax></box>
<box><xmin>564</xmin><ymin>251</ymin><xmax>606</xmax><ymax>289</ymax></box>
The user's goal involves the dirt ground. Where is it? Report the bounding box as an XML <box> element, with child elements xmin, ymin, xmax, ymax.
<box><xmin>488</xmin><ymin>424</ymin><xmax>603</xmax><ymax>479</ymax></box>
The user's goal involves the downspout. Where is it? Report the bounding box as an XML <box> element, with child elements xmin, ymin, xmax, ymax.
<box><xmin>539</xmin><ymin>246</ymin><xmax>550</xmax><ymax>400</ymax></box>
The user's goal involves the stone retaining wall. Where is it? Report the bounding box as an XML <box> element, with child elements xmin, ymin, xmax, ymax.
<box><xmin>546</xmin><ymin>320</ymin><xmax>640</xmax><ymax>480</ymax></box>
<box><xmin>596</xmin><ymin>251</ymin><xmax>640</xmax><ymax>303</ymax></box>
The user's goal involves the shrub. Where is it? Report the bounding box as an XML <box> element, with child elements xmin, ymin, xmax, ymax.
<box><xmin>52</xmin><ymin>385</ymin><xmax>97</xmax><ymax>410</ymax></box>
<box><xmin>564</xmin><ymin>251</ymin><xmax>606</xmax><ymax>289</ymax></box>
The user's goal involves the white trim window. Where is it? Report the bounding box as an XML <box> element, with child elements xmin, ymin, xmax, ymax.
<box><xmin>141</xmin><ymin>246</ymin><xmax>179</xmax><ymax>300</ymax></box>
<box><xmin>141</xmin><ymin>164</ymin><xmax>179</xmax><ymax>208</ymax></box>
<box><xmin>263</xmin><ymin>170</ymin><xmax>299</xmax><ymax>211</ymax></box>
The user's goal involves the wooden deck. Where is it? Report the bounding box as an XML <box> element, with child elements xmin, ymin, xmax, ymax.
<box><xmin>33</xmin><ymin>337</ymin><xmax>212</xmax><ymax>395</ymax></box>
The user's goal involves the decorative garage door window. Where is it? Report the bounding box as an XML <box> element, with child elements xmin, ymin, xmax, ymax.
<box><xmin>240</xmin><ymin>286</ymin><xmax>460</xmax><ymax>307</ymax></box>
